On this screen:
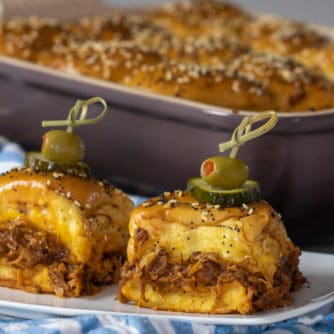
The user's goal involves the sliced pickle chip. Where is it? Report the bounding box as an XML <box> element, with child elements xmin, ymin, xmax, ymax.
<box><xmin>187</xmin><ymin>177</ymin><xmax>260</xmax><ymax>206</ymax></box>
<box><xmin>24</xmin><ymin>152</ymin><xmax>91</xmax><ymax>175</ymax></box>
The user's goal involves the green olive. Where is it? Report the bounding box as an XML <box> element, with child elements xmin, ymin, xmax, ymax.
<box><xmin>200</xmin><ymin>156</ymin><xmax>249</xmax><ymax>188</ymax></box>
<box><xmin>41</xmin><ymin>130</ymin><xmax>85</xmax><ymax>162</ymax></box>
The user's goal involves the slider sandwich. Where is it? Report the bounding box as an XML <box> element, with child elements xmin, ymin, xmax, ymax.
<box><xmin>119</xmin><ymin>111</ymin><xmax>306</xmax><ymax>314</ymax></box>
<box><xmin>0</xmin><ymin>98</ymin><xmax>133</xmax><ymax>297</ymax></box>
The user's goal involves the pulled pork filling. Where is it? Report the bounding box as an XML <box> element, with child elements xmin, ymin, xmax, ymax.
<box><xmin>0</xmin><ymin>221</ymin><xmax>124</xmax><ymax>296</ymax></box>
<box><xmin>0</xmin><ymin>223</ymin><xmax>68</xmax><ymax>268</ymax></box>
<box><xmin>48</xmin><ymin>254</ymin><xmax>124</xmax><ymax>296</ymax></box>
<box><xmin>121</xmin><ymin>248</ymin><xmax>306</xmax><ymax>311</ymax></box>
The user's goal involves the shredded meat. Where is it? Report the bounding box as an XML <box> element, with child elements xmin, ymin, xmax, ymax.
<box><xmin>134</xmin><ymin>227</ymin><xmax>150</xmax><ymax>253</ymax></box>
<box><xmin>121</xmin><ymin>248</ymin><xmax>305</xmax><ymax>312</ymax></box>
<box><xmin>49</xmin><ymin>253</ymin><xmax>125</xmax><ymax>297</ymax></box>
<box><xmin>0</xmin><ymin>224</ymin><xmax>68</xmax><ymax>268</ymax></box>
<box><xmin>0</xmin><ymin>221</ymin><xmax>126</xmax><ymax>297</ymax></box>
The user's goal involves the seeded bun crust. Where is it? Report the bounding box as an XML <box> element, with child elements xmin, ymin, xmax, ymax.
<box><xmin>144</xmin><ymin>0</ymin><xmax>253</xmax><ymax>39</ymax></box>
<box><xmin>0</xmin><ymin>17</ymin><xmax>69</xmax><ymax>61</ymax></box>
<box><xmin>122</xmin><ymin>60</ymin><xmax>273</xmax><ymax>110</ymax></box>
<box><xmin>122</xmin><ymin>53</ymin><xmax>334</xmax><ymax>111</ymax></box>
<box><xmin>38</xmin><ymin>41</ymin><xmax>163</xmax><ymax>83</ymax></box>
<box><xmin>1</xmin><ymin>0</ymin><xmax>334</xmax><ymax>111</ymax></box>
<box><xmin>224</xmin><ymin>53</ymin><xmax>334</xmax><ymax>111</ymax></box>
<box><xmin>241</xmin><ymin>16</ymin><xmax>334</xmax><ymax>79</ymax></box>
<box><xmin>119</xmin><ymin>191</ymin><xmax>305</xmax><ymax>314</ymax></box>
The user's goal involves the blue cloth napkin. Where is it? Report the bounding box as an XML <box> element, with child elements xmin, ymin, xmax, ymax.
<box><xmin>0</xmin><ymin>136</ymin><xmax>25</xmax><ymax>173</ymax></box>
<box><xmin>0</xmin><ymin>137</ymin><xmax>333</xmax><ymax>333</ymax></box>
<box><xmin>0</xmin><ymin>303</ymin><xmax>333</xmax><ymax>334</ymax></box>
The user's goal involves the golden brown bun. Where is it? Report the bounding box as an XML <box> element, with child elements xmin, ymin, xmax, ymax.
<box><xmin>295</xmin><ymin>46</ymin><xmax>334</xmax><ymax>80</ymax></box>
<box><xmin>71</xmin><ymin>15</ymin><xmax>136</xmax><ymax>42</ymax></box>
<box><xmin>145</xmin><ymin>0</ymin><xmax>253</xmax><ymax>39</ymax></box>
<box><xmin>119</xmin><ymin>191</ymin><xmax>305</xmax><ymax>314</ymax></box>
<box><xmin>122</xmin><ymin>59</ymin><xmax>274</xmax><ymax>110</ymax></box>
<box><xmin>0</xmin><ymin>17</ymin><xmax>70</xmax><ymax>61</ymax></box>
<box><xmin>122</xmin><ymin>53</ymin><xmax>334</xmax><ymax>111</ymax></box>
<box><xmin>136</xmin><ymin>30</ymin><xmax>250</xmax><ymax>67</ymax></box>
<box><xmin>0</xmin><ymin>168</ymin><xmax>133</xmax><ymax>297</ymax></box>
<box><xmin>38</xmin><ymin>41</ymin><xmax>163</xmax><ymax>83</ymax></box>
<box><xmin>225</xmin><ymin>53</ymin><xmax>334</xmax><ymax>111</ymax></box>
<box><xmin>2</xmin><ymin>1</ymin><xmax>334</xmax><ymax>111</ymax></box>
<box><xmin>241</xmin><ymin>17</ymin><xmax>334</xmax><ymax>79</ymax></box>
<box><xmin>242</xmin><ymin>17</ymin><xmax>328</xmax><ymax>55</ymax></box>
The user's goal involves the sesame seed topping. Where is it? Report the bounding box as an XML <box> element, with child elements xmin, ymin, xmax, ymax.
<box><xmin>175</xmin><ymin>190</ymin><xmax>183</xmax><ymax>197</ymax></box>
<box><xmin>248</xmin><ymin>208</ymin><xmax>254</xmax><ymax>215</ymax></box>
<box><xmin>232</xmin><ymin>80</ymin><xmax>241</xmax><ymax>92</ymax></box>
<box><xmin>242</xmin><ymin>203</ymin><xmax>249</xmax><ymax>210</ymax></box>
<box><xmin>2</xmin><ymin>2</ymin><xmax>332</xmax><ymax>114</ymax></box>
<box><xmin>165</xmin><ymin>71</ymin><xmax>173</xmax><ymax>80</ymax></box>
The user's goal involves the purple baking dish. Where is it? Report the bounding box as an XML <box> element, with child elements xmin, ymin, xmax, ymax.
<box><xmin>0</xmin><ymin>56</ymin><xmax>333</xmax><ymax>245</ymax></box>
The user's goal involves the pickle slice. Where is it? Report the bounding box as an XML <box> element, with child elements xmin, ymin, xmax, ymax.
<box><xmin>187</xmin><ymin>178</ymin><xmax>260</xmax><ymax>206</ymax></box>
<box><xmin>24</xmin><ymin>152</ymin><xmax>91</xmax><ymax>175</ymax></box>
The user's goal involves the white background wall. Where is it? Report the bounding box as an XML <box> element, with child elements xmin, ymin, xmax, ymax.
<box><xmin>102</xmin><ymin>0</ymin><xmax>334</xmax><ymax>27</ymax></box>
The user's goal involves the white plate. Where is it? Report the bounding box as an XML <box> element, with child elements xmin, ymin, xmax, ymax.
<box><xmin>0</xmin><ymin>251</ymin><xmax>333</xmax><ymax>325</ymax></box>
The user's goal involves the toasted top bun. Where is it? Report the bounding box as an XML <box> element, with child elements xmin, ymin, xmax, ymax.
<box><xmin>241</xmin><ymin>16</ymin><xmax>334</xmax><ymax>80</ymax></box>
<box><xmin>38</xmin><ymin>40</ymin><xmax>163</xmax><ymax>83</ymax></box>
<box><xmin>145</xmin><ymin>0</ymin><xmax>253</xmax><ymax>39</ymax></box>
<box><xmin>0</xmin><ymin>17</ymin><xmax>70</xmax><ymax>61</ymax></box>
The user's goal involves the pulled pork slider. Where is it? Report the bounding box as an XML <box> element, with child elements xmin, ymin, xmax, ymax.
<box><xmin>0</xmin><ymin>168</ymin><xmax>133</xmax><ymax>297</ymax></box>
<box><xmin>0</xmin><ymin>97</ymin><xmax>133</xmax><ymax>297</ymax></box>
<box><xmin>119</xmin><ymin>193</ymin><xmax>304</xmax><ymax>314</ymax></box>
<box><xmin>119</xmin><ymin>112</ymin><xmax>305</xmax><ymax>314</ymax></box>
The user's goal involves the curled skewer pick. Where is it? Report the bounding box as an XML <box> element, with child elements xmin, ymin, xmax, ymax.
<box><xmin>42</xmin><ymin>97</ymin><xmax>108</xmax><ymax>132</ymax></box>
<box><xmin>219</xmin><ymin>111</ymin><xmax>278</xmax><ymax>158</ymax></box>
